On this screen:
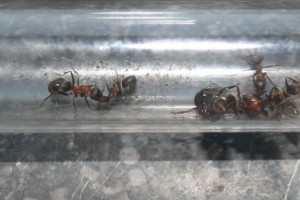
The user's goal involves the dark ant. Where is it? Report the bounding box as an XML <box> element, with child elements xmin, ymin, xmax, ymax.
<box><xmin>91</xmin><ymin>75</ymin><xmax>137</xmax><ymax>108</ymax></box>
<box><xmin>242</xmin><ymin>54</ymin><xmax>277</xmax><ymax>94</ymax></box>
<box><xmin>172</xmin><ymin>84</ymin><xmax>241</xmax><ymax>121</ymax></box>
<box><xmin>285</xmin><ymin>77</ymin><xmax>300</xmax><ymax>95</ymax></box>
<box><xmin>105</xmin><ymin>75</ymin><xmax>137</xmax><ymax>100</ymax></box>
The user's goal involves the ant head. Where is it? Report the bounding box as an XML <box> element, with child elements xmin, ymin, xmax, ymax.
<box><xmin>242</xmin><ymin>54</ymin><xmax>264</xmax><ymax>67</ymax></box>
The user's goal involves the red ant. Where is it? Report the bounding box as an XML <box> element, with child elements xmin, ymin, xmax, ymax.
<box><xmin>242</xmin><ymin>54</ymin><xmax>277</xmax><ymax>94</ymax></box>
<box><xmin>40</xmin><ymin>70</ymin><xmax>109</xmax><ymax>113</ymax></box>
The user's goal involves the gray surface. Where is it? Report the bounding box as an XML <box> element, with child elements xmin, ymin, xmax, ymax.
<box><xmin>2</xmin><ymin>160</ymin><xmax>299</xmax><ymax>200</ymax></box>
<box><xmin>1</xmin><ymin>132</ymin><xmax>300</xmax><ymax>200</ymax></box>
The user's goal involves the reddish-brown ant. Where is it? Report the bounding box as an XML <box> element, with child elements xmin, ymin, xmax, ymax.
<box><xmin>40</xmin><ymin>70</ymin><xmax>109</xmax><ymax>113</ymax></box>
<box><xmin>172</xmin><ymin>84</ymin><xmax>241</xmax><ymax>121</ymax></box>
<box><xmin>242</xmin><ymin>54</ymin><xmax>277</xmax><ymax>94</ymax></box>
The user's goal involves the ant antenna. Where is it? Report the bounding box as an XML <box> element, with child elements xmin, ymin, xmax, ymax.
<box><xmin>171</xmin><ymin>107</ymin><xmax>197</xmax><ymax>115</ymax></box>
<box><xmin>39</xmin><ymin>93</ymin><xmax>53</xmax><ymax>108</ymax></box>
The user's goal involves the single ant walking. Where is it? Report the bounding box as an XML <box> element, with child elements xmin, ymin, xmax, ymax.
<box><xmin>242</xmin><ymin>54</ymin><xmax>277</xmax><ymax>94</ymax></box>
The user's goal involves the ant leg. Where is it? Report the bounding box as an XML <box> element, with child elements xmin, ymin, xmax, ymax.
<box><xmin>226</xmin><ymin>100</ymin><xmax>239</xmax><ymax>119</ymax></box>
<box><xmin>58</xmin><ymin>71</ymin><xmax>75</xmax><ymax>86</ymax></box>
<box><xmin>72</xmin><ymin>94</ymin><xmax>77</xmax><ymax>116</ymax></box>
<box><xmin>171</xmin><ymin>107</ymin><xmax>197</xmax><ymax>115</ymax></box>
<box><xmin>84</xmin><ymin>96</ymin><xmax>92</xmax><ymax>111</ymax></box>
<box><xmin>263</xmin><ymin>64</ymin><xmax>280</xmax><ymax>69</ymax></box>
<box><xmin>265</xmin><ymin>73</ymin><xmax>276</xmax><ymax>87</ymax></box>
<box><xmin>73</xmin><ymin>69</ymin><xmax>80</xmax><ymax>85</ymax></box>
<box><xmin>286</xmin><ymin>77</ymin><xmax>299</xmax><ymax>83</ymax></box>
<box><xmin>217</xmin><ymin>85</ymin><xmax>239</xmax><ymax>98</ymax></box>
<box><xmin>39</xmin><ymin>93</ymin><xmax>53</xmax><ymax>108</ymax></box>
<box><xmin>106</xmin><ymin>83</ymin><xmax>112</xmax><ymax>101</ymax></box>
<box><xmin>235</xmin><ymin>84</ymin><xmax>241</xmax><ymax>102</ymax></box>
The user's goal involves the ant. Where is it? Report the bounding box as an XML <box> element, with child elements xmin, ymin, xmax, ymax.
<box><xmin>40</xmin><ymin>69</ymin><xmax>109</xmax><ymax>113</ymax></box>
<box><xmin>242</xmin><ymin>54</ymin><xmax>277</xmax><ymax>94</ymax></box>
<box><xmin>91</xmin><ymin>75</ymin><xmax>137</xmax><ymax>108</ymax></box>
<box><xmin>103</xmin><ymin>73</ymin><xmax>137</xmax><ymax>101</ymax></box>
<box><xmin>172</xmin><ymin>84</ymin><xmax>241</xmax><ymax>121</ymax></box>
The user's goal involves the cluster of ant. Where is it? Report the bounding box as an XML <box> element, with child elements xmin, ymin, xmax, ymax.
<box><xmin>40</xmin><ymin>69</ymin><xmax>137</xmax><ymax>115</ymax></box>
<box><xmin>173</xmin><ymin>55</ymin><xmax>300</xmax><ymax>121</ymax></box>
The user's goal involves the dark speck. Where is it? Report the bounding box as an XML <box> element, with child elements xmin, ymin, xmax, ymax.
<box><xmin>247</xmin><ymin>188</ymin><xmax>253</xmax><ymax>195</ymax></box>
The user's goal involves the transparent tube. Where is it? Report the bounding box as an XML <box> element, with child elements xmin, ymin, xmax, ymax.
<box><xmin>1</xmin><ymin>6</ymin><xmax>300</xmax><ymax>133</ymax></box>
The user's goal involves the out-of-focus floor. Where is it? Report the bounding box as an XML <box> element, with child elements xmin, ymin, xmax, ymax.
<box><xmin>1</xmin><ymin>132</ymin><xmax>300</xmax><ymax>200</ymax></box>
